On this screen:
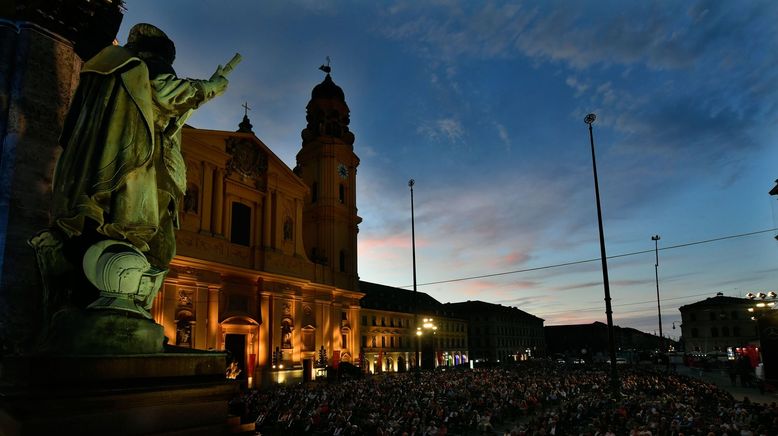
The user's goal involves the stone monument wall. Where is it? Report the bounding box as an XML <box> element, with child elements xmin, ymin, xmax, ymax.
<box><xmin>0</xmin><ymin>20</ymin><xmax>82</xmax><ymax>355</ymax></box>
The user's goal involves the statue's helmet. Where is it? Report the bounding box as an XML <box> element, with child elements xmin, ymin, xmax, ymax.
<box><xmin>83</xmin><ymin>240</ymin><xmax>166</xmax><ymax>318</ymax></box>
<box><xmin>84</xmin><ymin>240</ymin><xmax>150</xmax><ymax>295</ymax></box>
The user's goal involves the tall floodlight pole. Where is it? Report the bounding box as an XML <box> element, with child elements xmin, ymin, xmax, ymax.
<box><xmin>584</xmin><ymin>113</ymin><xmax>619</xmax><ymax>398</ymax></box>
<box><xmin>409</xmin><ymin>179</ymin><xmax>419</xmax><ymax>375</ymax></box>
<box><xmin>652</xmin><ymin>235</ymin><xmax>664</xmax><ymax>354</ymax></box>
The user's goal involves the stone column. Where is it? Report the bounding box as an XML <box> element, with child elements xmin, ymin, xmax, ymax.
<box><xmin>270</xmin><ymin>191</ymin><xmax>277</xmax><ymax>248</ymax></box>
<box><xmin>151</xmin><ymin>284</ymin><xmax>166</xmax><ymax>326</ymax></box>
<box><xmin>212</xmin><ymin>168</ymin><xmax>224</xmax><ymax>236</ymax></box>
<box><xmin>200</xmin><ymin>162</ymin><xmax>214</xmax><ymax>233</ymax></box>
<box><xmin>262</xmin><ymin>194</ymin><xmax>271</xmax><ymax>248</ymax></box>
<box><xmin>195</xmin><ymin>285</ymin><xmax>209</xmax><ymax>349</ymax></box>
<box><xmin>207</xmin><ymin>286</ymin><xmax>220</xmax><ymax>350</ymax></box>
<box><xmin>294</xmin><ymin>198</ymin><xmax>305</xmax><ymax>255</ymax></box>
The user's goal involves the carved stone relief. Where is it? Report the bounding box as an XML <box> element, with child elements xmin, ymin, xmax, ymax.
<box><xmin>225</xmin><ymin>137</ymin><xmax>267</xmax><ymax>190</ymax></box>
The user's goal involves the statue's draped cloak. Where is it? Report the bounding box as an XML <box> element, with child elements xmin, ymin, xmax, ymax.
<box><xmin>53</xmin><ymin>45</ymin><xmax>207</xmax><ymax>267</ymax></box>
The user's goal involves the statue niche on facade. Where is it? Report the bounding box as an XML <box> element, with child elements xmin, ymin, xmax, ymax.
<box><xmin>29</xmin><ymin>23</ymin><xmax>240</xmax><ymax>354</ymax></box>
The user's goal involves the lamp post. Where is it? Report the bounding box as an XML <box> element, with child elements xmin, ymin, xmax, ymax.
<box><xmin>770</xmin><ymin>180</ymin><xmax>778</xmax><ymax>240</ymax></box>
<box><xmin>747</xmin><ymin>291</ymin><xmax>778</xmax><ymax>380</ymax></box>
<box><xmin>746</xmin><ymin>292</ymin><xmax>777</xmax><ymax>320</ymax></box>
<box><xmin>409</xmin><ymin>179</ymin><xmax>419</xmax><ymax>374</ymax></box>
<box><xmin>672</xmin><ymin>320</ymin><xmax>681</xmax><ymax>336</ymax></box>
<box><xmin>417</xmin><ymin>317</ymin><xmax>437</xmax><ymax>369</ymax></box>
<box><xmin>671</xmin><ymin>321</ymin><xmax>681</xmax><ymax>350</ymax></box>
<box><xmin>652</xmin><ymin>235</ymin><xmax>664</xmax><ymax>353</ymax></box>
<box><xmin>584</xmin><ymin>113</ymin><xmax>619</xmax><ymax>398</ymax></box>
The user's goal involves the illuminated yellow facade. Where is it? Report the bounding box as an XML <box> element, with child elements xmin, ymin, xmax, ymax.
<box><xmin>359</xmin><ymin>281</ymin><xmax>469</xmax><ymax>373</ymax></box>
<box><xmin>151</xmin><ymin>74</ymin><xmax>363</xmax><ymax>384</ymax></box>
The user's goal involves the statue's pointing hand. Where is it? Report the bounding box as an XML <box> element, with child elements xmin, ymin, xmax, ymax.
<box><xmin>205</xmin><ymin>53</ymin><xmax>241</xmax><ymax>99</ymax></box>
<box><xmin>204</xmin><ymin>74</ymin><xmax>228</xmax><ymax>99</ymax></box>
<box><xmin>210</xmin><ymin>64</ymin><xmax>226</xmax><ymax>81</ymax></box>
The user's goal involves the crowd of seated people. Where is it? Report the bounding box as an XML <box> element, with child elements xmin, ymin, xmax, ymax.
<box><xmin>229</xmin><ymin>363</ymin><xmax>778</xmax><ymax>435</ymax></box>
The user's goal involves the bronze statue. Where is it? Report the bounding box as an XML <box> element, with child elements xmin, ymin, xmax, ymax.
<box><xmin>30</xmin><ymin>23</ymin><xmax>239</xmax><ymax>353</ymax></box>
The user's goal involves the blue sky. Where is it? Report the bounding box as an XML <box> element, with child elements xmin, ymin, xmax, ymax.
<box><xmin>119</xmin><ymin>1</ymin><xmax>778</xmax><ymax>337</ymax></box>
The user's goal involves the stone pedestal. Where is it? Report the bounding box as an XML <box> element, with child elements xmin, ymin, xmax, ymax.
<box><xmin>0</xmin><ymin>352</ymin><xmax>238</xmax><ymax>435</ymax></box>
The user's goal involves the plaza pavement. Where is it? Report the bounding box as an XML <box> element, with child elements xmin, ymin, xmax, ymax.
<box><xmin>675</xmin><ymin>364</ymin><xmax>778</xmax><ymax>404</ymax></box>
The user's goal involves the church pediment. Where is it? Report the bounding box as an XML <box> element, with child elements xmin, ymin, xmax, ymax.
<box><xmin>182</xmin><ymin>127</ymin><xmax>308</xmax><ymax>195</ymax></box>
<box><xmin>226</xmin><ymin>136</ymin><xmax>268</xmax><ymax>189</ymax></box>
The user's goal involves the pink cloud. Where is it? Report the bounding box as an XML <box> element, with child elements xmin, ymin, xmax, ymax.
<box><xmin>359</xmin><ymin>235</ymin><xmax>409</xmax><ymax>251</ymax></box>
<box><xmin>494</xmin><ymin>251</ymin><xmax>532</xmax><ymax>269</ymax></box>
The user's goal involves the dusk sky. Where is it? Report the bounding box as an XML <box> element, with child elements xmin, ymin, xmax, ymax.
<box><xmin>119</xmin><ymin>1</ymin><xmax>778</xmax><ymax>338</ymax></box>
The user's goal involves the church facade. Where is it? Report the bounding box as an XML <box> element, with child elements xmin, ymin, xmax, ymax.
<box><xmin>151</xmin><ymin>73</ymin><xmax>363</xmax><ymax>384</ymax></box>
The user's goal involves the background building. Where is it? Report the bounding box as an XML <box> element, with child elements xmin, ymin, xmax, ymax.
<box><xmin>360</xmin><ymin>281</ymin><xmax>468</xmax><ymax>372</ymax></box>
<box><xmin>153</xmin><ymin>72</ymin><xmax>363</xmax><ymax>385</ymax></box>
<box><xmin>545</xmin><ymin>322</ymin><xmax>673</xmax><ymax>362</ymax></box>
<box><xmin>446</xmin><ymin>300</ymin><xmax>545</xmax><ymax>363</ymax></box>
<box><xmin>679</xmin><ymin>293</ymin><xmax>761</xmax><ymax>355</ymax></box>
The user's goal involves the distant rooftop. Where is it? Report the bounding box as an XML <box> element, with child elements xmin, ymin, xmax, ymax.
<box><xmin>445</xmin><ymin>300</ymin><xmax>544</xmax><ymax>322</ymax></box>
<box><xmin>678</xmin><ymin>294</ymin><xmax>752</xmax><ymax>311</ymax></box>
<box><xmin>358</xmin><ymin>281</ymin><xmax>459</xmax><ymax>317</ymax></box>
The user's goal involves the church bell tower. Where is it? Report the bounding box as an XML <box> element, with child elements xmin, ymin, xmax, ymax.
<box><xmin>295</xmin><ymin>66</ymin><xmax>361</xmax><ymax>292</ymax></box>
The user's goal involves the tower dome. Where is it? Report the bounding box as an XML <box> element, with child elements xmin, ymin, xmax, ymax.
<box><xmin>302</xmin><ymin>72</ymin><xmax>354</xmax><ymax>146</ymax></box>
<box><xmin>311</xmin><ymin>74</ymin><xmax>345</xmax><ymax>101</ymax></box>
<box><xmin>295</xmin><ymin>64</ymin><xmax>361</xmax><ymax>293</ymax></box>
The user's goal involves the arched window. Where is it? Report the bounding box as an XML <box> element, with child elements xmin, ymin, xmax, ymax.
<box><xmin>311</xmin><ymin>182</ymin><xmax>318</xmax><ymax>203</ymax></box>
<box><xmin>339</xmin><ymin>184</ymin><xmax>345</xmax><ymax>203</ymax></box>
<box><xmin>339</xmin><ymin>250</ymin><xmax>346</xmax><ymax>272</ymax></box>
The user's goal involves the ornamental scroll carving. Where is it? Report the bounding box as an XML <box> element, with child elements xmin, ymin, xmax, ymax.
<box><xmin>225</xmin><ymin>137</ymin><xmax>268</xmax><ymax>189</ymax></box>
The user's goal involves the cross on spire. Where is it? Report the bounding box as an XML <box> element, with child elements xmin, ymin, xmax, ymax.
<box><xmin>238</xmin><ymin>101</ymin><xmax>253</xmax><ymax>133</ymax></box>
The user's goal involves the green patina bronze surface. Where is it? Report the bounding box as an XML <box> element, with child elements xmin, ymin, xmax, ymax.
<box><xmin>29</xmin><ymin>23</ymin><xmax>237</xmax><ymax>354</ymax></box>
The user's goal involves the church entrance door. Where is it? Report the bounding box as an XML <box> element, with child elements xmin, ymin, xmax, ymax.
<box><xmin>225</xmin><ymin>333</ymin><xmax>246</xmax><ymax>379</ymax></box>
